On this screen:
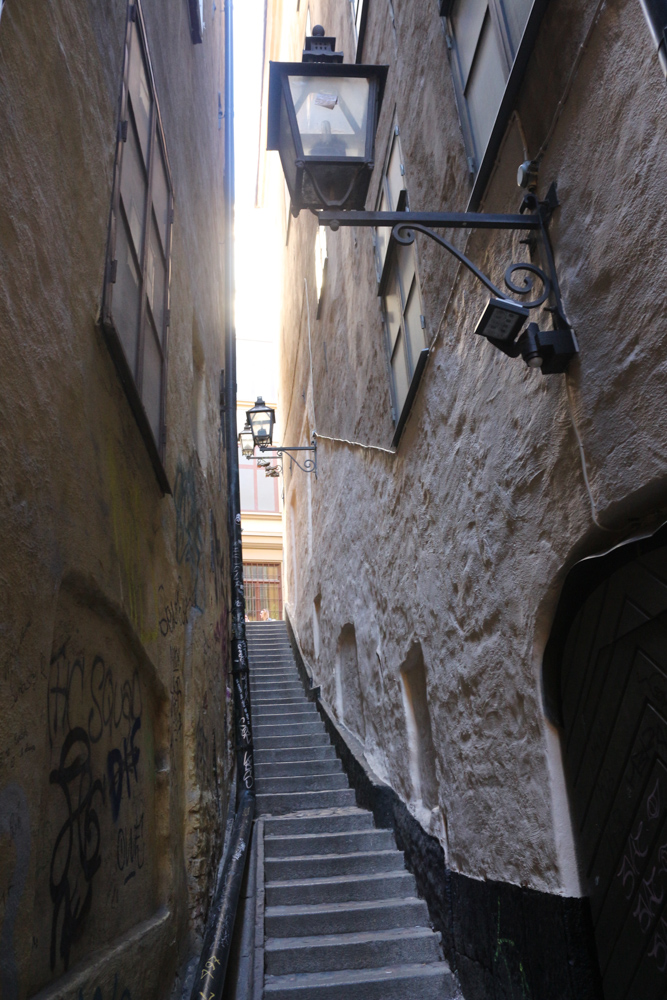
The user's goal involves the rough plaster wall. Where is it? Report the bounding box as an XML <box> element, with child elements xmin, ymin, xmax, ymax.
<box><xmin>0</xmin><ymin>0</ymin><xmax>232</xmax><ymax>997</ymax></box>
<box><xmin>279</xmin><ymin>0</ymin><xmax>667</xmax><ymax>896</ymax></box>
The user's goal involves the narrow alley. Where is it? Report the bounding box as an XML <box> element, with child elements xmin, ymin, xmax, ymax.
<box><xmin>2</xmin><ymin>0</ymin><xmax>667</xmax><ymax>998</ymax></box>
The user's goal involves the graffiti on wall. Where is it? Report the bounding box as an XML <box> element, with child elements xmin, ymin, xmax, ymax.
<box><xmin>41</xmin><ymin>592</ymin><xmax>156</xmax><ymax>977</ymax></box>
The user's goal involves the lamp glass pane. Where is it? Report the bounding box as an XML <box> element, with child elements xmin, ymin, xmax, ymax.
<box><xmin>249</xmin><ymin>410</ymin><xmax>273</xmax><ymax>442</ymax></box>
<box><xmin>288</xmin><ymin>76</ymin><xmax>370</xmax><ymax>158</ymax></box>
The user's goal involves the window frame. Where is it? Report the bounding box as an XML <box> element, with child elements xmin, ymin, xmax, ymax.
<box><xmin>187</xmin><ymin>0</ymin><xmax>204</xmax><ymax>44</ymax></box>
<box><xmin>101</xmin><ymin>0</ymin><xmax>174</xmax><ymax>494</ymax></box>
<box><xmin>351</xmin><ymin>0</ymin><xmax>369</xmax><ymax>62</ymax></box>
<box><xmin>374</xmin><ymin>125</ymin><xmax>429</xmax><ymax>446</ymax></box>
<box><xmin>442</xmin><ymin>0</ymin><xmax>548</xmax><ymax>209</ymax></box>
<box><xmin>238</xmin><ymin>449</ymin><xmax>282</xmax><ymax>514</ymax></box>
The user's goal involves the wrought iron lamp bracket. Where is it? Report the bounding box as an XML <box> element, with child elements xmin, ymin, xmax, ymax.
<box><xmin>318</xmin><ymin>184</ymin><xmax>577</xmax><ymax>372</ymax></box>
<box><xmin>253</xmin><ymin>437</ymin><xmax>318</xmax><ymax>477</ymax></box>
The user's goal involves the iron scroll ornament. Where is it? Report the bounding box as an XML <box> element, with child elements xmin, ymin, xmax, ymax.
<box><xmin>258</xmin><ymin>449</ymin><xmax>318</xmax><ymax>476</ymax></box>
<box><xmin>391</xmin><ymin>222</ymin><xmax>551</xmax><ymax>311</ymax></box>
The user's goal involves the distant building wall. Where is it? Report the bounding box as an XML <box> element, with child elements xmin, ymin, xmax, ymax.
<box><xmin>0</xmin><ymin>0</ymin><xmax>231</xmax><ymax>996</ymax></box>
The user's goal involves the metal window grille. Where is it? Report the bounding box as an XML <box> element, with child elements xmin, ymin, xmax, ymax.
<box><xmin>243</xmin><ymin>563</ymin><xmax>283</xmax><ymax>621</ymax></box>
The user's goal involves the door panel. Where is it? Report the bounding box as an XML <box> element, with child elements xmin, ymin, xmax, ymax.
<box><xmin>562</xmin><ymin>548</ymin><xmax>667</xmax><ymax>998</ymax></box>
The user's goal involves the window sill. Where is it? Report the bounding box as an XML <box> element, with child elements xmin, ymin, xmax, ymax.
<box><xmin>100</xmin><ymin>320</ymin><xmax>171</xmax><ymax>496</ymax></box>
<box><xmin>391</xmin><ymin>347</ymin><xmax>429</xmax><ymax>448</ymax></box>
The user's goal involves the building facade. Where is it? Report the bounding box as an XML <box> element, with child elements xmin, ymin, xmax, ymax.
<box><xmin>237</xmin><ymin>401</ymin><xmax>285</xmax><ymax>621</ymax></box>
<box><xmin>262</xmin><ymin>0</ymin><xmax>667</xmax><ymax>996</ymax></box>
<box><xmin>0</xmin><ymin>1</ymin><xmax>232</xmax><ymax>997</ymax></box>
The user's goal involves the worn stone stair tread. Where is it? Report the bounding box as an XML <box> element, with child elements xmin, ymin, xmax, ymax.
<box><xmin>264</xmin><ymin>924</ymin><xmax>442</xmax><ymax>973</ymax></box>
<box><xmin>266</xmin><ymin>896</ymin><xmax>427</xmax><ymax>919</ymax></box>
<box><xmin>265</xmin><ymin>870</ymin><xmax>415</xmax><ymax>905</ymax></box>
<box><xmin>266</xmin><ymin>925</ymin><xmax>438</xmax><ymax>951</ymax></box>
<box><xmin>264</xmin><ymin>850</ymin><xmax>404</xmax><ymax>879</ymax></box>
<box><xmin>264</xmin><ymin>829</ymin><xmax>394</xmax><ymax>856</ymax></box>
<box><xmin>263</xmin><ymin>960</ymin><xmax>452</xmax><ymax>991</ymax></box>
<box><xmin>257</xmin><ymin>789</ymin><xmax>356</xmax><ymax>812</ymax></box>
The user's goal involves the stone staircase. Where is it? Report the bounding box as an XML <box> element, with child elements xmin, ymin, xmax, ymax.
<box><xmin>247</xmin><ymin>620</ymin><xmax>459</xmax><ymax>999</ymax></box>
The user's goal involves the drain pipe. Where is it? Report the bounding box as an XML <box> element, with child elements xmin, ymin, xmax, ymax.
<box><xmin>190</xmin><ymin>0</ymin><xmax>255</xmax><ymax>995</ymax></box>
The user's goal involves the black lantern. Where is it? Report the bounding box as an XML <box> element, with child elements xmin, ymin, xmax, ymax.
<box><xmin>238</xmin><ymin>423</ymin><xmax>255</xmax><ymax>458</ymax></box>
<box><xmin>246</xmin><ymin>397</ymin><xmax>275</xmax><ymax>448</ymax></box>
<box><xmin>267</xmin><ymin>27</ymin><xmax>388</xmax><ymax>214</ymax></box>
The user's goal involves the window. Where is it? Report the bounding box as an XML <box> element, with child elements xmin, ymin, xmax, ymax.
<box><xmin>375</xmin><ymin>127</ymin><xmax>429</xmax><ymax>445</ymax></box>
<box><xmin>238</xmin><ymin>448</ymin><xmax>281</xmax><ymax>512</ymax></box>
<box><xmin>314</xmin><ymin>226</ymin><xmax>327</xmax><ymax>317</ymax></box>
<box><xmin>102</xmin><ymin>2</ymin><xmax>173</xmax><ymax>493</ymax></box>
<box><xmin>350</xmin><ymin>0</ymin><xmax>369</xmax><ymax>60</ymax></box>
<box><xmin>243</xmin><ymin>563</ymin><xmax>283</xmax><ymax>621</ymax></box>
<box><xmin>443</xmin><ymin>0</ymin><xmax>547</xmax><ymax>206</ymax></box>
<box><xmin>187</xmin><ymin>0</ymin><xmax>205</xmax><ymax>44</ymax></box>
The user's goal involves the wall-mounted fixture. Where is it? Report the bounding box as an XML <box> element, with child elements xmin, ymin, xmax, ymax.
<box><xmin>238</xmin><ymin>397</ymin><xmax>318</xmax><ymax>476</ymax></box>
<box><xmin>266</xmin><ymin>26</ymin><xmax>388</xmax><ymax>214</ymax></box>
<box><xmin>246</xmin><ymin>397</ymin><xmax>276</xmax><ymax>448</ymax></box>
<box><xmin>238</xmin><ymin>422</ymin><xmax>255</xmax><ymax>458</ymax></box>
<box><xmin>267</xmin><ymin>29</ymin><xmax>577</xmax><ymax>374</ymax></box>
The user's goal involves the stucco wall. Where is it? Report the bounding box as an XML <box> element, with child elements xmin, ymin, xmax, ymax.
<box><xmin>0</xmin><ymin>1</ymin><xmax>231</xmax><ymax>996</ymax></box>
<box><xmin>275</xmin><ymin>0</ymin><xmax>667</xmax><ymax>898</ymax></box>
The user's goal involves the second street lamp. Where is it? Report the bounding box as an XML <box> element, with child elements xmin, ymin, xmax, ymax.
<box><xmin>246</xmin><ymin>397</ymin><xmax>276</xmax><ymax>449</ymax></box>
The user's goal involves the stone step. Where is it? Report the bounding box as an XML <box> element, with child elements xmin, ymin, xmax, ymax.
<box><xmin>250</xmin><ymin>688</ymin><xmax>306</xmax><ymax>708</ymax></box>
<box><xmin>254</xmin><ymin>734</ymin><xmax>331</xmax><ymax>750</ymax></box>
<box><xmin>265</xmin><ymin>870</ymin><xmax>416</xmax><ymax>907</ymax></box>
<box><xmin>265</xmin><ymin>848</ymin><xmax>405</xmax><ymax>881</ymax></box>
<box><xmin>263</xmin><ymin>961</ymin><xmax>457</xmax><ymax>1000</ymax></box>
<box><xmin>255</xmin><ymin>724</ymin><xmax>322</xmax><ymax>740</ymax></box>
<box><xmin>254</xmin><ymin>708</ymin><xmax>318</xmax><ymax>723</ymax></box>
<box><xmin>264</xmin><ymin>926</ymin><xmax>442</xmax><ymax>976</ymax></box>
<box><xmin>265</xmin><ymin>897</ymin><xmax>429</xmax><ymax>938</ymax></box>
<box><xmin>257</xmin><ymin>773</ymin><xmax>349</xmax><ymax>795</ymax></box>
<box><xmin>256</xmin><ymin>759</ymin><xmax>343</xmax><ymax>778</ymax></box>
<box><xmin>250</xmin><ymin>657</ymin><xmax>294</xmax><ymax>664</ymax></box>
<box><xmin>255</xmin><ymin>746</ymin><xmax>337</xmax><ymax>764</ymax></box>
<box><xmin>252</xmin><ymin>691</ymin><xmax>305</xmax><ymax>702</ymax></box>
<box><xmin>264</xmin><ymin>808</ymin><xmax>372</xmax><ymax>837</ymax></box>
<box><xmin>251</xmin><ymin>684</ymin><xmax>304</xmax><ymax>695</ymax></box>
<box><xmin>257</xmin><ymin>788</ymin><xmax>356</xmax><ymax>815</ymax></box>
<box><xmin>264</xmin><ymin>828</ymin><xmax>395</xmax><ymax>858</ymax></box>
<box><xmin>251</xmin><ymin>671</ymin><xmax>299</xmax><ymax>680</ymax></box>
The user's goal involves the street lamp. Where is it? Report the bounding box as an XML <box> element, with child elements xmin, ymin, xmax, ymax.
<box><xmin>266</xmin><ymin>29</ymin><xmax>577</xmax><ymax>374</ymax></box>
<box><xmin>267</xmin><ymin>26</ymin><xmax>388</xmax><ymax>214</ymax></box>
<box><xmin>246</xmin><ymin>397</ymin><xmax>276</xmax><ymax>449</ymax></box>
<box><xmin>238</xmin><ymin>423</ymin><xmax>255</xmax><ymax>458</ymax></box>
<box><xmin>243</xmin><ymin>396</ymin><xmax>317</xmax><ymax>476</ymax></box>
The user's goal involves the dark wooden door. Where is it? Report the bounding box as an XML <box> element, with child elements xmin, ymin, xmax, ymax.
<box><xmin>562</xmin><ymin>546</ymin><xmax>667</xmax><ymax>999</ymax></box>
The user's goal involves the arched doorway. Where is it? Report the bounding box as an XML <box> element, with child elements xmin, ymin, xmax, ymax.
<box><xmin>546</xmin><ymin>529</ymin><xmax>667</xmax><ymax>999</ymax></box>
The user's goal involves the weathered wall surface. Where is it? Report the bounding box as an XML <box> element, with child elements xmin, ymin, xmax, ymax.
<box><xmin>276</xmin><ymin>0</ymin><xmax>667</xmax><ymax>913</ymax></box>
<box><xmin>0</xmin><ymin>0</ymin><xmax>231</xmax><ymax>996</ymax></box>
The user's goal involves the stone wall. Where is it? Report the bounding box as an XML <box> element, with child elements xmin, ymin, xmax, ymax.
<box><xmin>272</xmin><ymin>0</ymin><xmax>667</xmax><ymax>991</ymax></box>
<box><xmin>0</xmin><ymin>0</ymin><xmax>232</xmax><ymax>996</ymax></box>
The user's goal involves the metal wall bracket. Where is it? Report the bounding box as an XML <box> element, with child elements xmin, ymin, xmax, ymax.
<box><xmin>318</xmin><ymin>187</ymin><xmax>577</xmax><ymax>373</ymax></box>
<box><xmin>249</xmin><ymin>436</ymin><xmax>318</xmax><ymax>477</ymax></box>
